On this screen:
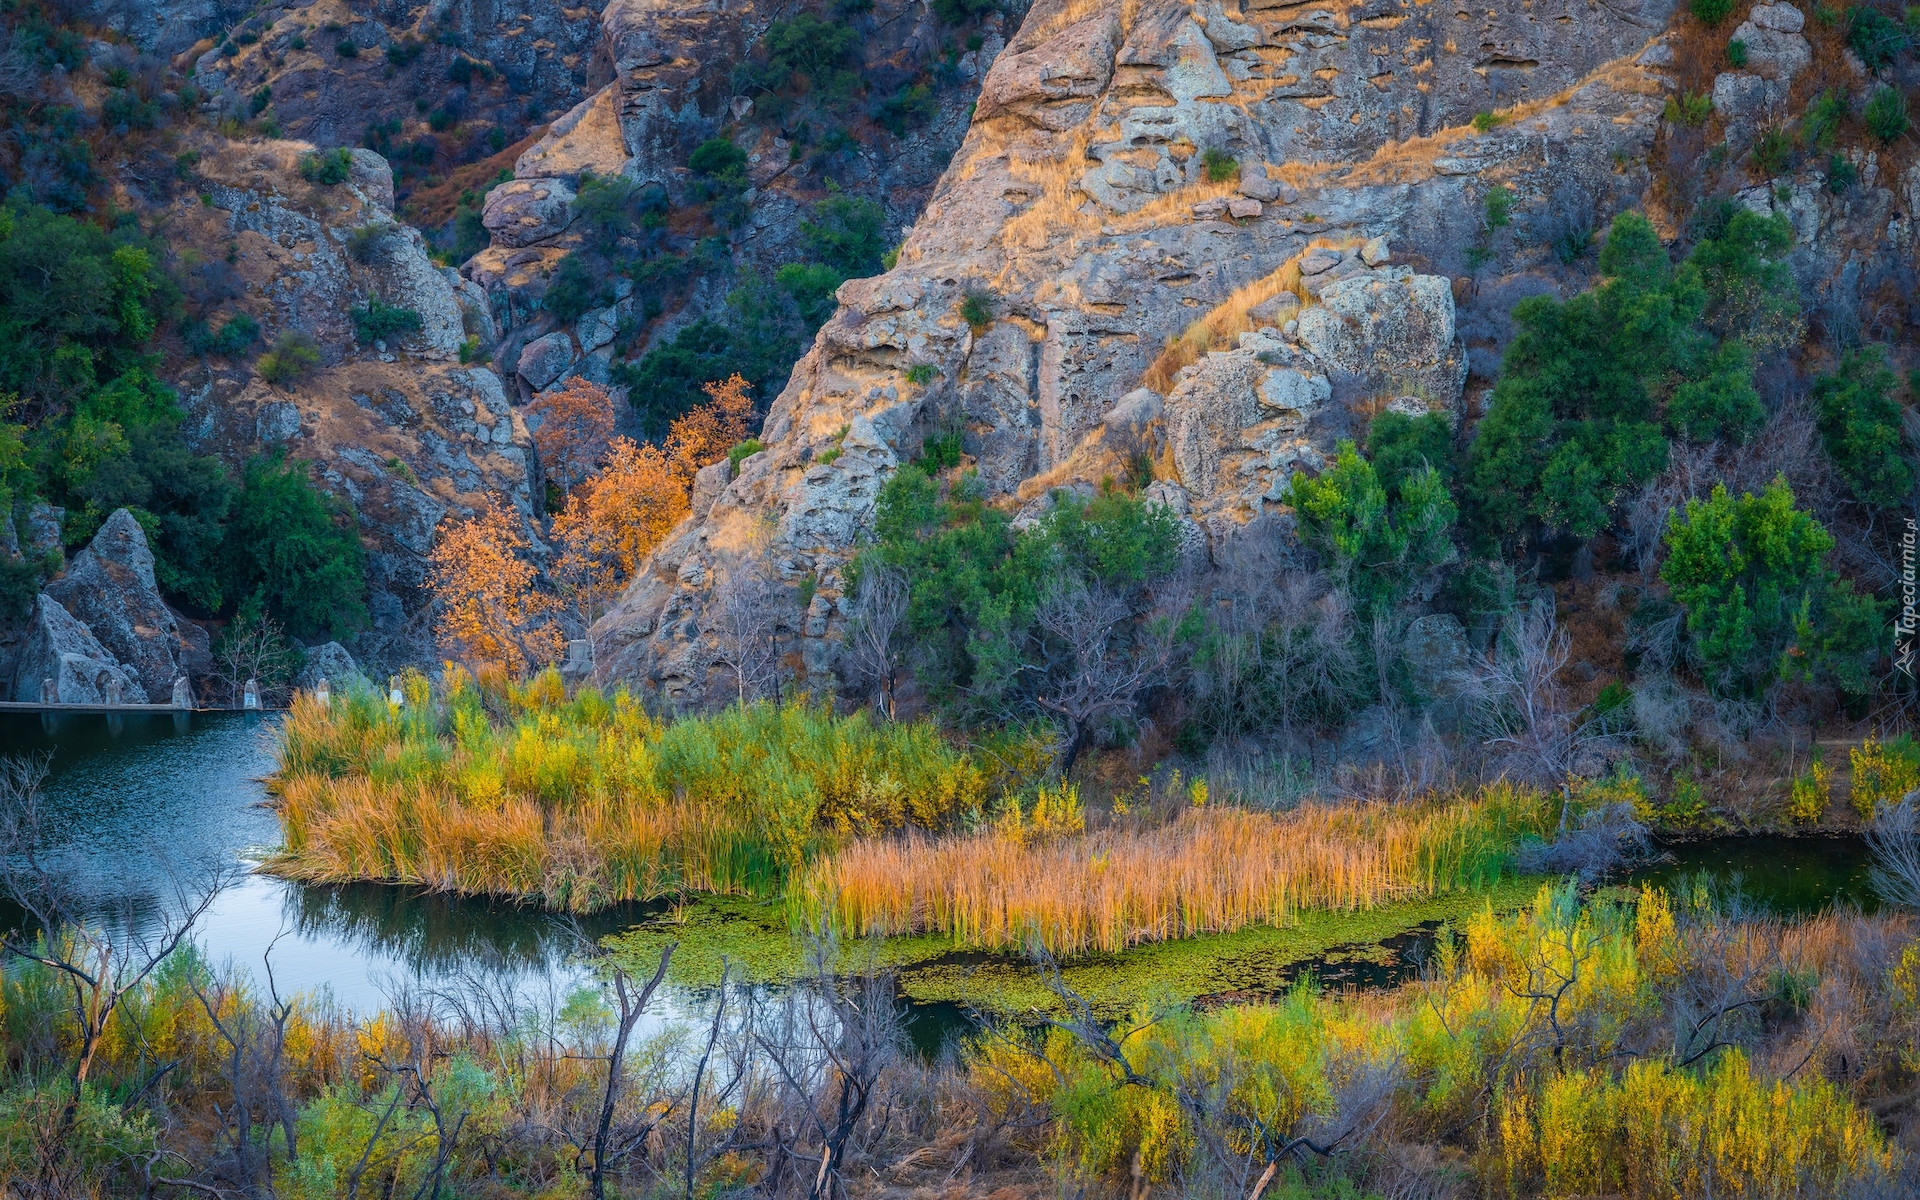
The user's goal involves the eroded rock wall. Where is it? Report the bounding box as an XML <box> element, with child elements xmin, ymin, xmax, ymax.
<box><xmin>592</xmin><ymin>0</ymin><xmax>1680</xmax><ymax>703</ymax></box>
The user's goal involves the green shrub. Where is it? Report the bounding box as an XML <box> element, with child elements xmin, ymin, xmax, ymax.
<box><xmin>688</xmin><ymin>137</ymin><xmax>748</xmax><ymax>208</ymax></box>
<box><xmin>1662</xmin><ymin>478</ymin><xmax>1882</xmax><ymax>697</ymax></box>
<box><xmin>184</xmin><ymin>311</ymin><xmax>260</xmax><ymax>357</ymax></box>
<box><xmin>1365</xmin><ymin>409</ymin><xmax>1452</xmax><ymax>492</ymax></box>
<box><xmin>345</xmin><ymin>221</ymin><xmax>396</xmax><ymax>263</ymax></box>
<box><xmin>1484</xmin><ymin>185</ymin><xmax>1514</xmax><ymax>230</ymax></box>
<box><xmin>1802</xmin><ymin>88</ymin><xmax>1848</xmax><ymax>152</ymax></box>
<box><xmin>335</xmin><ymin>37</ymin><xmax>358</xmax><ymax>57</ymax></box>
<box><xmin>864</xmin><ymin>472</ymin><xmax>1180</xmax><ymax>711</ymax></box>
<box><xmin>1827</xmin><ymin>152</ymin><xmax>1859</xmax><ymax>191</ymax></box>
<box><xmin>1472</xmin><ymin>110</ymin><xmax>1507</xmax><ymax>132</ymax></box>
<box><xmin>1284</xmin><ymin>440</ymin><xmax>1457</xmax><ymax>614</ymax></box>
<box><xmin>800</xmin><ymin>190</ymin><xmax>887</xmax><ymax>276</ymax></box>
<box><xmin>1664</xmin><ymin>92</ymin><xmax>1715</xmax><ymax>125</ymax></box>
<box><xmin>763</xmin><ymin>13</ymin><xmax>859</xmax><ymax>81</ymax></box>
<box><xmin>349</xmin><ymin>296</ymin><xmax>423</xmax><ymax>344</ymax></box>
<box><xmin>1864</xmin><ymin>85</ymin><xmax>1910</xmax><ymax>142</ymax></box>
<box><xmin>959</xmin><ymin>288</ymin><xmax>994</xmax><ymax>331</ymax></box>
<box><xmin>875</xmin><ymin>82</ymin><xmax>936</xmax><ymax>135</ymax></box>
<box><xmin>773</xmin><ymin>261</ymin><xmax>844</xmax><ymax>329</ymax></box>
<box><xmin>257</xmin><ymin>331</ymin><xmax>322</xmax><ymax>384</ymax></box>
<box><xmin>727</xmin><ymin>438</ymin><xmax>764</xmax><ymax>474</ymax></box>
<box><xmin>1692</xmin><ymin>0</ymin><xmax>1734</xmax><ymax>24</ymax></box>
<box><xmin>385</xmin><ymin>37</ymin><xmax>421</xmax><ymax>66</ymax></box>
<box><xmin>1847</xmin><ymin>5</ymin><xmax>1910</xmax><ymax>69</ymax></box>
<box><xmin>1753</xmin><ymin>124</ymin><xmax>1791</xmax><ymax>173</ymax></box>
<box><xmin>222</xmin><ymin>449</ymin><xmax>367</xmax><ymax>639</ymax></box>
<box><xmin>447</xmin><ymin>54</ymin><xmax>491</xmax><ymax>83</ymax></box>
<box><xmin>1812</xmin><ymin>345</ymin><xmax>1915</xmax><ymax>507</ymax></box>
<box><xmin>931</xmin><ymin>0</ymin><xmax>998</xmax><ymax>23</ymax></box>
<box><xmin>249</xmin><ymin>85</ymin><xmax>272</xmax><ymax>115</ymax></box>
<box><xmin>1200</xmin><ymin>148</ymin><xmax>1239</xmax><ymax>183</ymax></box>
<box><xmin>1726</xmin><ymin>38</ymin><xmax>1748</xmax><ymax>67</ymax></box>
<box><xmin>542</xmin><ymin>253</ymin><xmax>605</xmax><ymax>323</ymax></box>
<box><xmin>905</xmin><ymin>363</ymin><xmax>939</xmax><ymax>386</ymax></box>
<box><xmin>297</xmin><ymin>148</ymin><xmax>352</xmax><ymax>185</ymax></box>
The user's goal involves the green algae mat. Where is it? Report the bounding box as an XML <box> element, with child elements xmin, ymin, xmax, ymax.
<box><xmin>605</xmin><ymin>876</ymin><xmax>1544</xmax><ymax>1019</ymax></box>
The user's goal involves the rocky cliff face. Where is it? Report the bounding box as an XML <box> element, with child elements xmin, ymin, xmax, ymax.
<box><xmin>591</xmin><ymin>0</ymin><xmax>1685</xmax><ymax>702</ymax></box>
<box><xmin>164</xmin><ymin>137</ymin><xmax>535</xmax><ymax>664</ymax></box>
<box><xmin>467</xmin><ymin>0</ymin><xmax>1005</xmax><ymax>401</ymax></box>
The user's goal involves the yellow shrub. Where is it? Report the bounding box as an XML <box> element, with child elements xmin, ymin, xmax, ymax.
<box><xmin>1789</xmin><ymin>760</ymin><xmax>1832</xmax><ymax>825</ymax></box>
<box><xmin>1852</xmin><ymin>736</ymin><xmax>1920</xmax><ymax>819</ymax></box>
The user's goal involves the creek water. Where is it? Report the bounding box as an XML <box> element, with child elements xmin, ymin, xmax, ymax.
<box><xmin>0</xmin><ymin>710</ymin><xmax>639</xmax><ymax>1013</ymax></box>
<box><xmin>0</xmin><ymin>710</ymin><xmax>1889</xmax><ymax>1029</ymax></box>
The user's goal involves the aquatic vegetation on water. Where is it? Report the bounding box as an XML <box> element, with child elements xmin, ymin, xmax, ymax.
<box><xmin>270</xmin><ymin>669</ymin><xmax>1039</xmax><ymax>910</ymax></box>
<box><xmin>797</xmin><ymin>783</ymin><xmax>1561</xmax><ymax>955</ymax></box>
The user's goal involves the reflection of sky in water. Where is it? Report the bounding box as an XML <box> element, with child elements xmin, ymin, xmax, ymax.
<box><xmin>0</xmin><ymin>711</ymin><xmax>650</xmax><ymax>1014</ymax></box>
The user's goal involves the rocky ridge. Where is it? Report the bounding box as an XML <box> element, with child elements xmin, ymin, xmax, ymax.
<box><xmin>594</xmin><ymin>0</ymin><xmax>1686</xmax><ymax>702</ymax></box>
<box><xmin>162</xmin><ymin>137</ymin><xmax>536</xmax><ymax>665</ymax></box>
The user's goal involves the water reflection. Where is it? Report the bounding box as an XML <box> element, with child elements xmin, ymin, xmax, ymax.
<box><xmin>0</xmin><ymin>710</ymin><xmax>620</xmax><ymax>1011</ymax></box>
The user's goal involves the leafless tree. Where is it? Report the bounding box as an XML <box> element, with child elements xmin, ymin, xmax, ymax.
<box><xmin>188</xmin><ymin>933</ymin><xmax>301</xmax><ymax>1192</ymax></box>
<box><xmin>843</xmin><ymin>565</ymin><xmax>909</xmax><ymax>720</ymax></box>
<box><xmin>753</xmin><ymin>941</ymin><xmax>905</xmax><ymax>1200</ymax></box>
<box><xmin>1027</xmin><ymin>573</ymin><xmax>1191</xmax><ymax>772</ymax></box>
<box><xmin>0</xmin><ymin>756</ymin><xmax>233</xmax><ymax>1194</ymax></box>
<box><xmin>711</xmin><ymin>554</ymin><xmax>784</xmax><ymax>706</ymax></box>
<box><xmin>1187</xmin><ymin>551</ymin><xmax>1361</xmax><ymax>746</ymax></box>
<box><xmin>212</xmin><ymin>609</ymin><xmax>297</xmax><ymax>707</ymax></box>
<box><xmin>1467</xmin><ymin>603</ymin><xmax>1596</xmax><ymax>783</ymax></box>
<box><xmin>1867</xmin><ymin>795</ymin><xmax>1920</xmax><ymax>910</ymax></box>
<box><xmin>583</xmin><ymin>944</ymin><xmax>675</xmax><ymax>1200</ymax></box>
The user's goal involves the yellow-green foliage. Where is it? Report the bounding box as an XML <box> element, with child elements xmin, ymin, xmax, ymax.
<box><xmin>273</xmin><ymin>668</ymin><xmax>1028</xmax><ymax>910</ymax></box>
<box><xmin>972</xmin><ymin>885</ymin><xmax>1898</xmax><ymax>1196</ymax></box>
<box><xmin>1851</xmin><ymin>735</ymin><xmax>1920</xmax><ymax>820</ymax></box>
<box><xmin>1506</xmin><ymin>1053</ymin><xmax>1884</xmax><ymax>1198</ymax></box>
<box><xmin>802</xmin><ymin>784</ymin><xmax>1561</xmax><ymax>955</ymax></box>
<box><xmin>1790</xmin><ymin>759</ymin><xmax>1833</xmax><ymax>825</ymax></box>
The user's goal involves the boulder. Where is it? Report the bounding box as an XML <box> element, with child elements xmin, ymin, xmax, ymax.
<box><xmin>294</xmin><ymin>641</ymin><xmax>362</xmax><ymax>692</ymax></box>
<box><xmin>23</xmin><ymin>502</ymin><xmax>62</xmax><ymax>556</ymax></box>
<box><xmin>1729</xmin><ymin>5</ymin><xmax>1811</xmax><ymax>84</ymax></box>
<box><xmin>10</xmin><ymin>594</ymin><xmax>144</xmax><ymax>705</ymax></box>
<box><xmin>975</xmin><ymin>9</ymin><xmax>1123</xmax><ymax>130</ymax></box>
<box><xmin>514</xmin><ymin>87</ymin><xmax>631</xmax><ymax>180</ymax></box>
<box><xmin>518</xmin><ymin>331</ymin><xmax>580</xmax><ymax>390</ymax></box>
<box><xmin>1227</xmin><ymin>197</ymin><xmax>1264</xmax><ymax>220</ymax></box>
<box><xmin>1295</xmin><ymin>270</ymin><xmax>1466</xmax><ymax>403</ymax></box>
<box><xmin>481</xmin><ymin>179</ymin><xmax>578</xmax><ymax>248</ymax></box>
<box><xmin>43</xmin><ymin>509</ymin><xmax>210</xmax><ymax>703</ymax></box>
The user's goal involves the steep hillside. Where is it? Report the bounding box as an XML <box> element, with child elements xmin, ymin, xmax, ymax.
<box><xmin>594</xmin><ymin>0</ymin><xmax>1683</xmax><ymax>699</ymax></box>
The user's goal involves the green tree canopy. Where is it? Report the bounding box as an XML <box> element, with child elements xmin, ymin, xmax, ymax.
<box><xmin>1812</xmin><ymin>345</ymin><xmax>1915</xmax><ymax>509</ymax></box>
<box><xmin>221</xmin><ymin>450</ymin><xmax>368</xmax><ymax>640</ymax></box>
<box><xmin>1285</xmin><ymin>439</ymin><xmax>1457</xmax><ymax>614</ymax></box>
<box><xmin>1464</xmin><ymin>210</ymin><xmax>1794</xmax><ymax>549</ymax></box>
<box><xmin>1661</xmin><ymin>478</ymin><xmax>1881</xmax><ymax>699</ymax></box>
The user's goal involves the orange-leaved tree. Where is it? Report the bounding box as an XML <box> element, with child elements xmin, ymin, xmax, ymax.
<box><xmin>667</xmin><ymin>373</ymin><xmax>755</xmax><ymax>484</ymax></box>
<box><xmin>428</xmin><ymin>494</ymin><xmax>566</xmax><ymax>673</ymax></box>
<box><xmin>529</xmin><ymin>377</ymin><xmax>615</xmax><ymax>497</ymax></box>
<box><xmin>552</xmin><ymin>375</ymin><xmax>758</xmax><ymax>624</ymax></box>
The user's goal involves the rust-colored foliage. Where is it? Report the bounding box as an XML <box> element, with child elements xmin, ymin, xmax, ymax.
<box><xmin>529</xmin><ymin>377</ymin><xmax>615</xmax><ymax>495</ymax></box>
<box><xmin>667</xmin><ymin>373</ymin><xmax>755</xmax><ymax>485</ymax></box>
<box><xmin>428</xmin><ymin>494</ymin><xmax>565</xmax><ymax>673</ymax></box>
<box><xmin>551</xmin><ymin>375</ymin><xmax>758</xmax><ymax>619</ymax></box>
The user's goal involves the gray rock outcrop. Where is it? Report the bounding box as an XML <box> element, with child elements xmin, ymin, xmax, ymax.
<box><xmin>294</xmin><ymin>641</ymin><xmax>363</xmax><ymax>692</ymax></box>
<box><xmin>44</xmin><ymin>510</ymin><xmax>210</xmax><ymax>703</ymax></box>
<box><xmin>590</xmin><ymin>0</ymin><xmax>1677</xmax><ymax>705</ymax></box>
<box><xmin>10</xmin><ymin>595</ymin><xmax>145</xmax><ymax>706</ymax></box>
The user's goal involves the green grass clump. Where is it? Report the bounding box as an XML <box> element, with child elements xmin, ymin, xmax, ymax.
<box><xmin>271</xmin><ymin>669</ymin><xmax>1042</xmax><ymax>910</ymax></box>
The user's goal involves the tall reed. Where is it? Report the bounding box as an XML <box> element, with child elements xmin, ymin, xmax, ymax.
<box><xmin>271</xmin><ymin>670</ymin><xmax>1025</xmax><ymax>911</ymax></box>
<box><xmin>796</xmin><ymin>784</ymin><xmax>1558</xmax><ymax>955</ymax></box>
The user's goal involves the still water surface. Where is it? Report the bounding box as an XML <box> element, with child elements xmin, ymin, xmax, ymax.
<box><xmin>0</xmin><ymin>710</ymin><xmax>638</xmax><ymax>1011</ymax></box>
<box><xmin>0</xmin><ymin>710</ymin><xmax>1889</xmax><ymax>1022</ymax></box>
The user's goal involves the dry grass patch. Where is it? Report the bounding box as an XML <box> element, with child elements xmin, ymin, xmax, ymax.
<box><xmin>796</xmin><ymin>784</ymin><xmax>1559</xmax><ymax>955</ymax></box>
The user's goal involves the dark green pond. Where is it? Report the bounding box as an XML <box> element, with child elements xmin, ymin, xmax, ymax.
<box><xmin>1630</xmin><ymin>834</ymin><xmax>1879</xmax><ymax>916</ymax></box>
